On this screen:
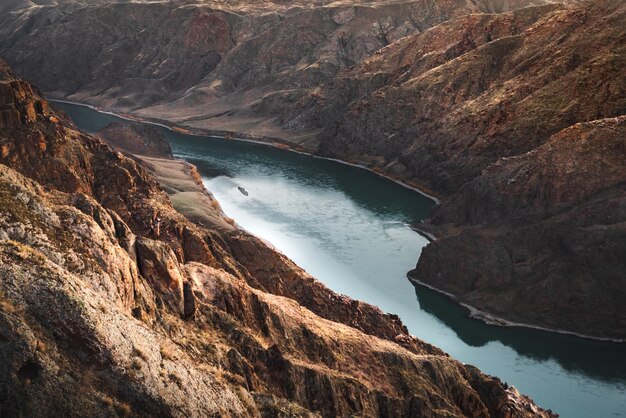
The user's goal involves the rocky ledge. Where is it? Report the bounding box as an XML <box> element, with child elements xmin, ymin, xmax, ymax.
<box><xmin>0</xmin><ymin>62</ymin><xmax>554</xmax><ymax>416</ymax></box>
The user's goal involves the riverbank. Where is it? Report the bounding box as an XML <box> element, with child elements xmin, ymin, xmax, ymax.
<box><xmin>49</xmin><ymin>98</ymin><xmax>442</xmax><ymax>205</ymax></box>
<box><xmin>408</xmin><ymin>275</ymin><xmax>626</xmax><ymax>343</ymax></box>
<box><xmin>136</xmin><ymin>155</ymin><xmax>234</xmax><ymax>230</ymax></box>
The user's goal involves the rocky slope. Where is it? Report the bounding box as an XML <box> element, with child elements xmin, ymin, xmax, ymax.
<box><xmin>0</xmin><ymin>62</ymin><xmax>555</xmax><ymax>416</ymax></box>
<box><xmin>411</xmin><ymin>116</ymin><xmax>626</xmax><ymax>339</ymax></box>
<box><xmin>283</xmin><ymin>0</ymin><xmax>625</xmax><ymax>190</ymax></box>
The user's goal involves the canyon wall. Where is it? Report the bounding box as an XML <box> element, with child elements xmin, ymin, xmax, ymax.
<box><xmin>0</xmin><ymin>61</ymin><xmax>554</xmax><ymax>416</ymax></box>
<box><xmin>282</xmin><ymin>0</ymin><xmax>626</xmax><ymax>338</ymax></box>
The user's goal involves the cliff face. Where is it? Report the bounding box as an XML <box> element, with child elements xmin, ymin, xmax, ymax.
<box><xmin>412</xmin><ymin>116</ymin><xmax>626</xmax><ymax>339</ymax></box>
<box><xmin>0</xmin><ymin>62</ymin><xmax>554</xmax><ymax>416</ymax></box>
<box><xmin>0</xmin><ymin>0</ymin><xmax>566</xmax><ymax>143</ymax></box>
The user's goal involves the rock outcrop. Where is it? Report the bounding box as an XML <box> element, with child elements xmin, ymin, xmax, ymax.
<box><xmin>0</xmin><ymin>62</ymin><xmax>554</xmax><ymax>416</ymax></box>
<box><xmin>411</xmin><ymin>116</ymin><xmax>626</xmax><ymax>339</ymax></box>
<box><xmin>97</xmin><ymin>121</ymin><xmax>173</xmax><ymax>159</ymax></box>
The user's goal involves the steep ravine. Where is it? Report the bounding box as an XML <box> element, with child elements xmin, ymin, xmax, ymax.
<box><xmin>0</xmin><ymin>62</ymin><xmax>555</xmax><ymax>416</ymax></box>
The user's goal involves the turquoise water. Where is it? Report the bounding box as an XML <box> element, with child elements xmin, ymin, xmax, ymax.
<box><xmin>55</xmin><ymin>100</ymin><xmax>626</xmax><ymax>418</ymax></box>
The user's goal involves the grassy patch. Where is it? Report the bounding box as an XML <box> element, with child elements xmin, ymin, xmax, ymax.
<box><xmin>2</xmin><ymin>240</ymin><xmax>47</xmax><ymax>265</ymax></box>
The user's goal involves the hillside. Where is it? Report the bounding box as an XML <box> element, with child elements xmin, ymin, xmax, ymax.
<box><xmin>0</xmin><ymin>0</ymin><xmax>567</xmax><ymax>143</ymax></box>
<box><xmin>412</xmin><ymin>116</ymin><xmax>626</xmax><ymax>339</ymax></box>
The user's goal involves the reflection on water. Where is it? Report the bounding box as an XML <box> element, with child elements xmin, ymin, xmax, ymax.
<box><xmin>413</xmin><ymin>283</ymin><xmax>626</xmax><ymax>382</ymax></box>
<box><xmin>53</xmin><ymin>100</ymin><xmax>626</xmax><ymax>418</ymax></box>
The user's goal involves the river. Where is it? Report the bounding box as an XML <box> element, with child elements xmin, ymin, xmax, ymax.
<box><xmin>54</xmin><ymin>100</ymin><xmax>626</xmax><ymax>418</ymax></box>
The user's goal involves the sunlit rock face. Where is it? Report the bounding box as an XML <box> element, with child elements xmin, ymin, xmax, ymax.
<box><xmin>0</xmin><ymin>60</ymin><xmax>554</xmax><ymax>416</ymax></box>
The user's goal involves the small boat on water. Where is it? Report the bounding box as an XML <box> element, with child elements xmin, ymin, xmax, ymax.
<box><xmin>238</xmin><ymin>186</ymin><xmax>249</xmax><ymax>196</ymax></box>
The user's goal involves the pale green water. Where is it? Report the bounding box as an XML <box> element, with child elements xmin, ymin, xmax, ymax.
<box><xmin>55</xmin><ymin>100</ymin><xmax>626</xmax><ymax>418</ymax></box>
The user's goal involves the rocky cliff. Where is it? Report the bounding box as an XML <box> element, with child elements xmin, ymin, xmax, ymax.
<box><xmin>411</xmin><ymin>116</ymin><xmax>626</xmax><ymax>339</ymax></box>
<box><xmin>0</xmin><ymin>62</ymin><xmax>555</xmax><ymax>416</ymax></box>
<box><xmin>0</xmin><ymin>0</ymin><xmax>567</xmax><ymax>143</ymax></box>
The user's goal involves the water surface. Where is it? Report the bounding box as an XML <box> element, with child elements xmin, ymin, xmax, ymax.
<box><xmin>55</xmin><ymin>100</ymin><xmax>626</xmax><ymax>418</ymax></box>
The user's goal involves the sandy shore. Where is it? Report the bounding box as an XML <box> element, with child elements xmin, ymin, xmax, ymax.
<box><xmin>136</xmin><ymin>155</ymin><xmax>234</xmax><ymax>230</ymax></box>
